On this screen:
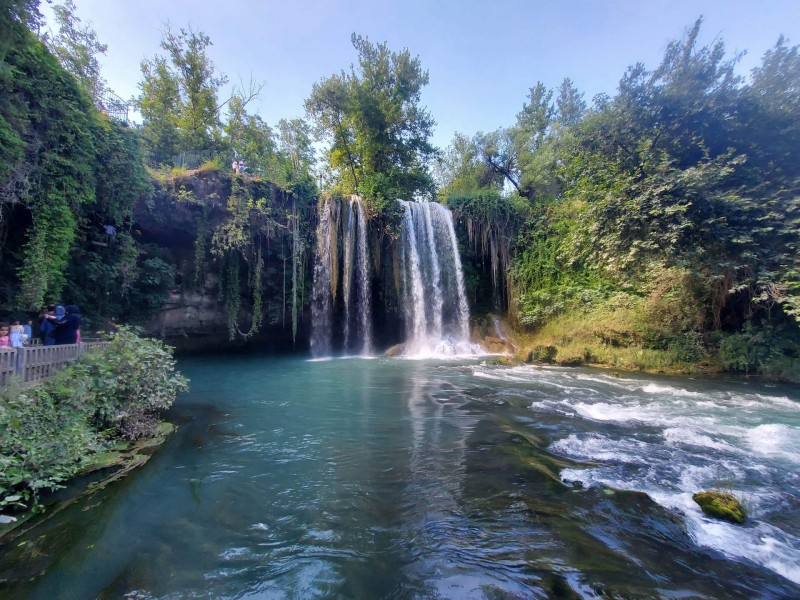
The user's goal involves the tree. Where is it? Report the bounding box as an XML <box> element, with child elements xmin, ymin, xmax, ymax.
<box><xmin>474</xmin><ymin>81</ymin><xmax>562</xmax><ymax>201</ymax></box>
<box><xmin>139</xmin><ymin>25</ymin><xmax>227</xmax><ymax>157</ymax></box>
<box><xmin>555</xmin><ymin>78</ymin><xmax>586</xmax><ymax>126</ymax></box>
<box><xmin>45</xmin><ymin>0</ymin><xmax>107</xmax><ymax>103</ymax></box>
<box><xmin>306</xmin><ymin>33</ymin><xmax>436</xmax><ymax>206</ymax></box>
<box><xmin>223</xmin><ymin>91</ymin><xmax>275</xmax><ymax>176</ymax></box>
<box><xmin>436</xmin><ymin>132</ymin><xmax>502</xmax><ymax>197</ymax></box>
<box><xmin>139</xmin><ymin>56</ymin><xmax>181</xmax><ymax>162</ymax></box>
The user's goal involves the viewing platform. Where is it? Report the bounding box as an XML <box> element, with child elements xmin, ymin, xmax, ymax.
<box><xmin>0</xmin><ymin>341</ymin><xmax>111</xmax><ymax>386</ymax></box>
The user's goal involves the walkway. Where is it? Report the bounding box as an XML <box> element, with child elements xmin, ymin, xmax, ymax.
<box><xmin>0</xmin><ymin>341</ymin><xmax>110</xmax><ymax>386</ymax></box>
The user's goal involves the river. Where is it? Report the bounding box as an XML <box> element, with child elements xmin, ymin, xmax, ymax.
<box><xmin>1</xmin><ymin>355</ymin><xmax>799</xmax><ymax>599</ymax></box>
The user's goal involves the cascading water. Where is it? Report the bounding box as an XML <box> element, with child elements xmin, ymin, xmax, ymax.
<box><xmin>311</xmin><ymin>196</ymin><xmax>476</xmax><ymax>358</ymax></box>
<box><xmin>310</xmin><ymin>199</ymin><xmax>333</xmax><ymax>357</ymax></box>
<box><xmin>310</xmin><ymin>196</ymin><xmax>372</xmax><ymax>357</ymax></box>
<box><xmin>398</xmin><ymin>200</ymin><xmax>476</xmax><ymax>357</ymax></box>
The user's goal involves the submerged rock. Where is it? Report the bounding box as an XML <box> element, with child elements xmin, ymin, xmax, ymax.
<box><xmin>385</xmin><ymin>343</ymin><xmax>406</xmax><ymax>357</ymax></box>
<box><xmin>692</xmin><ymin>490</ymin><xmax>747</xmax><ymax>524</ymax></box>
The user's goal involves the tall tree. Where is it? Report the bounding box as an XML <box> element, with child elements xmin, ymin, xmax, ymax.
<box><xmin>139</xmin><ymin>56</ymin><xmax>181</xmax><ymax>163</ymax></box>
<box><xmin>555</xmin><ymin>78</ymin><xmax>586</xmax><ymax>126</ymax></box>
<box><xmin>139</xmin><ymin>25</ymin><xmax>227</xmax><ymax>157</ymax></box>
<box><xmin>223</xmin><ymin>91</ymin><xmax>275</xmax><ymax>176</ymax></box>
<box><xmin>306</xmin><ymin>33</ymin><xmax>436</xmax><ymax>205</ymax></box>
<box><xmin>46</xmin><ymin>0</ymin><xmax>107</xmax><ymax>103</ymax></box>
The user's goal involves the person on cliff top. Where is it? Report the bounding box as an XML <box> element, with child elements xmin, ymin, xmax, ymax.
<box><xmin>52</xmin><ymin>305</ymin><xmax>81</xmax><ymax>345</ymax></box>
<box><xmin>232</xmin><ymin>159</ymin><xmax>239</xmax><ymax>174</ymax></box>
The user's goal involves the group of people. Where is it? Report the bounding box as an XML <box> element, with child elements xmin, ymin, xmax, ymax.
<box><xmin>0</xmin><ymin>320</ymin><xmax>32</xmax><ymax>349</ymax></box>
<box><xmin>231</xmin><ymin>159</ymin><xmax>245</xmax><ymax>174</ymax></box>
<box><xmin>0</xmin><ymin>304</ymin><xmax>82</xmax><ymax>349</ymax></box>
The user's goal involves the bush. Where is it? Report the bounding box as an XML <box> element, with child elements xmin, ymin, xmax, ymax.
<box><xmin>0</xmin><ymin>328</ymin><xmax>187</xmax><ymax>511</ymax></box>
<box><xmin>81</xmin><ymin>327</ymin><xmax>188</xmax><ymax>440</ymax></box>
<box><xmin>718</xmin><ymin>320</ymin><xmax>800</xmax><ymax>381</ymax></box>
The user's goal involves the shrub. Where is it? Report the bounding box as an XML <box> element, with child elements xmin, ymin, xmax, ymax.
<box><xmin>0</xmin><ymin>329</ymin><xmax>187</xmax><ymax>511</ymax></box>
<box><xmin>718</xmin><ymin>320</ymin><xmax>800</xmax><ymax>381</ymax></box>
<box><xmin>81</xmin><ymin>327</ymin><xmax>188</xmax><ymax>440</ymax></box>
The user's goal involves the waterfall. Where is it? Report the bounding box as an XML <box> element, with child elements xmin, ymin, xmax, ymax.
<box><xmin>311</xmin><ymin>196</ymin><xmax>474</xmax><ymax>358</ymax></box>
<box><xmin>310</xmin><ymin>200</ymin><xmax>333</xmax><ymax>357</ymax></box>
<box><xmin>342</xmin><ymin>201</ymin><xmax>355</xmax><ymax>350</ymax></box>
<box><xmin>398</xmin><ymin>200</ymin><xmax>475</xmax><ymax>356</ymax></box>
<box><xmin>310</xmin><ymin>196</ymin><xmax>373</xmax><ymax>357</ymax></box>
<box><xmin>355</xmin><ymin>199</ymin><xmax>372</xmax><ymax>354</ymax></box>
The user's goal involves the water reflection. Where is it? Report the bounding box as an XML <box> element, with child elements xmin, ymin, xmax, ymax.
<box><xmin>0</xmin><ymin>356</ymin><xmax>799</xmax><ymax>599</ymax></box>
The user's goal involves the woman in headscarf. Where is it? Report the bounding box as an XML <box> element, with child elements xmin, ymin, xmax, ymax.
<box><xmin>40</xmin><ymin>305</ymin><xmax>63</xmax><ymax>345</ymax></box>
<box><xmin>53</xmin><ymin>305</ymin><xmax>81</xmax><ymax>345</ymax></box>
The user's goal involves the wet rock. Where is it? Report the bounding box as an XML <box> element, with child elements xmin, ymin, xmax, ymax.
<box><xmin>492</xmin><ymin>355</ymin><xmax>524</xmax><ymax>367</ymax></box>
<box><xmin>385</xmin><ymin>343</ymin><xmax>406</xmax><ymax>357</ymax></box>
<box><xmin>693</xmin><ymin>490</ymin><xmax>747</xmax><ymax>524</ymax></box>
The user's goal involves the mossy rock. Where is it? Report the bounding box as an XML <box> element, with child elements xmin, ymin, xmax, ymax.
<box><xmin>692</xmin><ymin>490</ymin><xmax>746</xmax><ymax>524</ymax></box>
<box><xmin>493</xmin><ymin>355</ymin><xmax>525</xmax><ymax>367</ymax></box>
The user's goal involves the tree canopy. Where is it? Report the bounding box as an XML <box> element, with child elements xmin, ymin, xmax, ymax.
<box><xmin>306</xmin><ymin>33</ymin><xmax>436</xmax><ymax>211</ymax></box>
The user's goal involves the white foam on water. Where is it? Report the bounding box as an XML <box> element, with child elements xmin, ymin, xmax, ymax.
<box><xmin>488</xmin><ymin>360</ymin><xmax>800</xmax><ymax>584</ymax></box>
<box><xmin>662</xmin><ymin>427</ymin><xmax>740</xmax><ymax>453</ymax></box>
<box><xmin>642</xmin><ymin>383</ymin><xmax>705</xmax><ymax>398</ymax></box>
<box><xmin>551</xmin><ymin>433</ymin><xmax>654</xmax><ymax>464</ymax></box>
<box><xmin>561</xmin><ymin>466</ymin><xmax>800</xmax><ymax>585</ymax></box>
<box><xmin>686</xmin><ymin>506</ymin><xmax>800</xmax><ymax>585</ymax></box>
<box><xmin>746</xmin><ymin>424</ymin><xmax>800</xmax><ymax>463</ymax></box>
<box><xmin>400</xmin><ymin>337</ymin><xmax>484</xmax><ymax>360</ymax></box>
<box><xmin>572</xmin><ymin>401</ymin><xmax>670</xmax><ymax>425</ymax></box>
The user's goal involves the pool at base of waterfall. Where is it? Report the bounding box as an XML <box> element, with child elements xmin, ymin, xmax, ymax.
<box><xmin>1</xmin><ymin>355</ymin><xmax>799</xmax><ymax>599</ymax></box>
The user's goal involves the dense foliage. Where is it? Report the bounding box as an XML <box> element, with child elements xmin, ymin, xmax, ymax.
<box><xmin>441</xmin><ymin>19</ymin><xmax>800</xmax><ymax>379</ymax></box>
<box><xmin>0</xmin><ymin>329</ymin><xmax>187</xmax><ymax>513</ymax></box>
<box><xmin>306</xmin><ymin>34</ymin><xmax>436</xmax><ymax>228</ymax></box>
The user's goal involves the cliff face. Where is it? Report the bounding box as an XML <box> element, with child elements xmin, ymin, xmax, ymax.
<box><xmin>134</xmin><ymin>168</ymin><xmax>314</xmax><ymax>352</ymax></box>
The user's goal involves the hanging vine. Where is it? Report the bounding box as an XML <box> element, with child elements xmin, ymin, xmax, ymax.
<box><xmin>208</xmin><ymin>176</ymin><xmax>314</xmax><ymax>341</ymax></box>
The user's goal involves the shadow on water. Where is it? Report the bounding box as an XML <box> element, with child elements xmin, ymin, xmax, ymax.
<box><xmin>1</xmin><ymin>355</ymin><xmax>798</xmax><ymax>599</ymax></box>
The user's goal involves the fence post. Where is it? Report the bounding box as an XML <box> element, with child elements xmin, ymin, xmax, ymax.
<box><xmin>15</xmin><ymin>347</ymin><xmax>26</xmax><ymax>377</ymax></box>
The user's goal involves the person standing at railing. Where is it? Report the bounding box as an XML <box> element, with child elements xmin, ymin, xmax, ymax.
<box><xmin>9</xmin><ymin>321</ymin><xmax>24</xmax><ymax>348</ymax></box>
<box><xmin>0</xmin><ymin>324</ymin><xmax>10</xmax><ymax>347</ymax></box>
<box><xmin>23</xmin><ymin>320</ymin><xmax>32</xmax><ymax>341</ymax></box>
<box><xmin>39</xmin><ymin>305</ymin><xmax>59</xmax><ymax>345</ymax></box>
<box><xmin>53</xmin><ymin>305</ymin><xmax>81</xmax><ymax>345</ymax></box>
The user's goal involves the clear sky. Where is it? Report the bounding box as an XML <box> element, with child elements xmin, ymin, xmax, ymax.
<box><xmin>45</xmin><ymin>0</ymin><xmax>799</xmax><ymax>149</ymax></box>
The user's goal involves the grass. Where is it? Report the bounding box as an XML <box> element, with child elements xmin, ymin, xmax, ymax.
<box><xmin>511</xmin><ymin>292</ymin><xmax>714</xmax><ymax>375</ymax></box>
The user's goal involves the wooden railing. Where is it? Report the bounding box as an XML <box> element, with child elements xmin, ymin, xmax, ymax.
<box><xmin>0</xmin><ymin>341</ymin><xmax>111</xmax><ymax>386</ymax></box>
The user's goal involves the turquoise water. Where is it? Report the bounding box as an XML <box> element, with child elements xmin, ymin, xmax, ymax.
<box><xmin>1</xmin><ymin>355</ymin><xmax>799</xmax><ymax>599</ymax></box>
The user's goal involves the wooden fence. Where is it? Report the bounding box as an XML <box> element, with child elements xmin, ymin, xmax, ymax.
<box><xmin>0</xmin><ymin>341</ymin><xmax>111</xmax><ymax>386</ymax></box>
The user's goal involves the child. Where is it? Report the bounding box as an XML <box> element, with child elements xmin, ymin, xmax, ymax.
<box><xmin>0</xmin><ymin>324</ymin><xmax>11</xmax><ymax>347</ymax></box>
<box><xmin>9</xmin><ymin>321</ymin><xmax>24</xmax><ymax>348</ymax></box>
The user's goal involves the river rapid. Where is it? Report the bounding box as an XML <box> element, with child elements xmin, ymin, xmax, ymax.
<box><xmin>1</xmin><ymin>355</ymin><xmax>799</xmax><ymax>599</ymax></box>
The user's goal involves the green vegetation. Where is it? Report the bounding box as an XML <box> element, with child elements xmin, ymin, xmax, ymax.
<box><xmin>440</xmin><ymin>19</ymin><xmax>800</xmax><ymax>380</ymax></box>
<box><xmin>2</xmin><ymin>3</ymin><xmax>799</xmax><ymax>379</ymax></box>
<box><xmin>306</xmin><ymin>33</ymin><xmax>436</xmax><ymax>231</ymax></box>
<box><xmin>0</xmin><ymin>328</ymin><xmax>187</xmax><ymax>514</ymax></box>
<box><xmin>0</xmin><ymin>5</ymin><xmax>155</xmax><ymax>324</ymax></box>
<box><xmin>693</xmin><ymin>490</ymin><xmax>747</xmax><ymax>524</ymax></box>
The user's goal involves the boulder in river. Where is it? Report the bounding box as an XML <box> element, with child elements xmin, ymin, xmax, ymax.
<box><xmin>692</xmin><ymin>490</ymin><xmax>747</xmax><ymax>524</ymax></box>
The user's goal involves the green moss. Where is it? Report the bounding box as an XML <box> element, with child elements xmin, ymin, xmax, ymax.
<box><xmin>692</xmin><ymin>490</ymin><xmax>747</xmax><ymax>524</ymax></box>
<box><xmin>491</xmin><ymin>355</ymin><xmax>525</xmax><ymax>367</ymax></box>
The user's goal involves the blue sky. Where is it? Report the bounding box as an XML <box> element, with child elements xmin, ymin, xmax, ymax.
<box><xmin>46</xmin><ymin>0</ymin><xmax>799</xmax><ymax>149</ymax></box>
